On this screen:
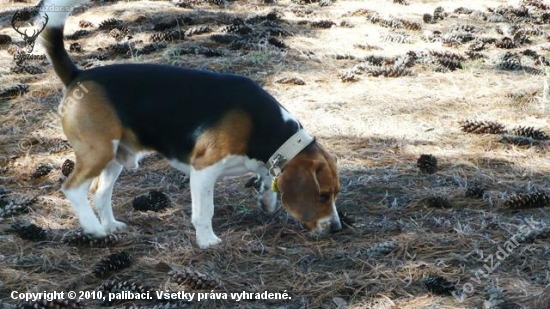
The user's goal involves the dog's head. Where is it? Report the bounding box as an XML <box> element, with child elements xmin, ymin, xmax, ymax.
<box><xmin>277</xmin><ymin>142</ymin><xmax>342</xmax><ymax>235</ymax></box>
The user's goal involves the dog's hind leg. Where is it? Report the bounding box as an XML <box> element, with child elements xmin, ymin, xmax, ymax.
<box><xmin>60</xmin><ymin>82</ymin><xmax>124</xmax><ymax>237</ymax></box>
<box><xmin>62</xmin><ymin>144</ymin><xmax>116</xmax><ymax>238</ymax></box>
<box><xmin>94</xmin><ymin>148</ymin><xmax>126</xmax><ymax>233</ymax></box>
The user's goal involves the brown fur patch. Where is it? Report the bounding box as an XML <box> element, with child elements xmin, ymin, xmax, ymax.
<box><xmin>190</xmin><ymin>110</ymin><xmax>253</xmax><ymax>170</ymax></box>
<box><xmin>61</xmin><ymin>81</ymin><xmax>123</xmax><ymax>189</ymax></box>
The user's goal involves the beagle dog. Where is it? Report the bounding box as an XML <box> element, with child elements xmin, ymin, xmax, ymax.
<box><xmin>39</xmin><ymin>0</ymin><xmax>342</xmax><ymax>248</ymax></box>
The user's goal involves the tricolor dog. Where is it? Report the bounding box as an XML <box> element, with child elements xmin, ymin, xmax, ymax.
<box><xmin>39</xmin><ymin>0</ymin><xmax>342</xmax><ymax>248</ymax></box>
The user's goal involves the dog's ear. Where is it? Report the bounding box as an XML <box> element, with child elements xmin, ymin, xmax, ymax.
<box><xmin>278</xmin><ymin>164</ymin><xmax>320</xmax><ymax>225</ymax></box>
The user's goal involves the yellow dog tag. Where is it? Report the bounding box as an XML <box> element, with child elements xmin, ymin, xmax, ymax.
<box><xmin>271</xmin><ymin>176</ymin><xmax>279</xmax><ymax>192</ymax></box>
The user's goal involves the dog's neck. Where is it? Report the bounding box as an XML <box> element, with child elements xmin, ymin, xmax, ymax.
<box><xmin>266</xmin><ymin>129</ymin><xmax>315</xmax><ymax>176</ymax></box>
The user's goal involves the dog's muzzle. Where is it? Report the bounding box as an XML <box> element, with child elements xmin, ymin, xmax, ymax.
<box><xmin>313</xmin><ymin>211</ymin><xmax>342</xmax><ymax>235</ymax></box>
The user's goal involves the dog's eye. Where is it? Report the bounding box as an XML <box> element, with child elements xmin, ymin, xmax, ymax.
<box><xmin>319</xmin><ymin>193</ymin><xmax>330</xmax><ymax>203</ymax></box>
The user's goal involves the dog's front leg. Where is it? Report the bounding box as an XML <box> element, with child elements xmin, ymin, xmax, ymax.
<box><xmin>190</xmin><ymin>165</ymin><xmax>222</xmax><ymax>248</ymax></box>
<box><xmin>258</xmin><ymin>170</ymin><xmax>277</xmax><ymax>214</ymax></box>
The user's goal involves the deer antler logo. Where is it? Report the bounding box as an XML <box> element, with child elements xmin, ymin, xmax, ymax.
<box><xmin>11</xmin><ymin>10</ymin><xmax>49</xmax><ymax>54</ymax></box>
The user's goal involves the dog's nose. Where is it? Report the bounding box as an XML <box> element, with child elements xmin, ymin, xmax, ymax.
<box><xmin>330</xmin><ymin>213</ymin><xmax>342</xmax><ymax>233</ymax></box>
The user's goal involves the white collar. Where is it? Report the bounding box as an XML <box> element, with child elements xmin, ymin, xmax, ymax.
<box><xmin>266</xmin><ymin>129</ymin><xmax>314</xmax><ymax>176</ymax></box>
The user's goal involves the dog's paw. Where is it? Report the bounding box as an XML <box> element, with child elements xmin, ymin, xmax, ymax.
<box><xmin>259</xmin><ymin>191</ymin><xmax>277</xmax><ymax>214</ymax></box>
<box><xmin>103</xmin><ymin>220</ymin><xmax>127</xmax><ymax>233</ymax></box>
<box><xmin>82</xmin><ymin>224</ymin><xmax>108</xmax><ymax>238</ymax></box>
<box><xmin>196</xmin><ymin>235</ymin><xmax>222</xmax><ymax>249</ymax></box>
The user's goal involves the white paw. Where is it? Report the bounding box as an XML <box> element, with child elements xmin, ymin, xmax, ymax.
<box><xmin>259</xmin><ymin>191</ymin><xmax>277</xmax><ymax>214</ymax></box>
<box><xmin>82</xmin><ymin>224</ymin><xmax>108</xmax><ymax>238</ymax></box>
<box><xmin>196</xmin><ymin>235</ymin><xmax>222</xmax><ymax>249</ymax></box>
<box><xmin>103</xmin><ymin>220</ymin><xmax>127</xmax><ymax>233</ymax></box>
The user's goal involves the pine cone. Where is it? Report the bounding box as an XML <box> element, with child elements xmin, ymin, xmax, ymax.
<box><xmin>381</xmin><ymin>33</ymin><xmax>413</xmax><ymax>44</ymax></box>
<box><xmin>454</xmin><ymin>7</ymin><xmax>474</xmax><ymax>14</ymax></box>
<box><xmin>0</xmin><ymin>84</ymin><xmax>29</xmax><ymax>99</ymax></box>
<box><xmin>221</xmin><ymin>24</ymin><xmax>253</xmax><ymax>35</ymax></box>
<box><xmin>443</xmin><ymin>32</ymin><xmax>475</xmax><ymax>45</ymax></box>
<box><xmin>365</xmin><ymin>65</ymin><xmax>414</xmax><ymax>77</ymax></box>
<box><xmin>500</xmin><ymin>135</ymin><xmax>540</xmax><ymax>147</ymax></box>
<box><xmin>98</xmin><ymin>18</ymin><xmax>122</xmax><ymax>30</ymax></box>
<box><xmin>11</xmin><ymin>65</ymin><xmax>45</xmax><ymax>75</ymax></box>
<box><xmin>99</xmin><ymin>279</ymin><xmax>150</xmax><ymax>293</ymax></box>
<box><xmin>150</xmin><ymin>32</ymin><xmax>171</xmax><ymax>42</ymax></box>
<box><xmin>508</xmin><ymin>126</ymin><xmax>549</xmax><ymax>140</ymax></box>
<box><xmin>452</xmin><ymin>24</ymin><xmax>478</xmax><ymax>33</ymax></box>
<box><xmin>311</xmin><ymin>20</ymin><xmax>336</xmax><ymax>28</ymax></box>
<box><xmin>379</xmin><ymin>18</ymin><xmax>404</xmax><ymax>29</ymax></box>
<box><xmin>11</xmin><ymin>222</ymin><xmax>47</xmax><ymax>241</ymax></box>
<box><xmin>437</xmin><ymin>58</ymin><xmax>463</xmax><ymax>71</ymax></box>
<box><xmin>268</xmin><ymin>37</ymin><xmax>287</xmax><ymax>49</ymax></box>
<box><xmin>402</xmin><ymin>20</ymin><xmax>421</xmax><ymax>30</ymax></box>
<box><xmin>393</xmin><ymin>0</ymin><xmax>409</xmax><ymax>5</ymax></box>
<box><xmin>522</xmin><ymin>48</ymin><xmax>539</xmax><ymax>59</ymax></box>
<box><xmin>504</xmin><ymin>192</ymin><xmax>550</xmax><ymax>209</ymax></box>
<box><xmin>424</xmin><ymin>196</ymin><xmax>452</xmax><ymax>208</ymax></box>
<box><xmin>172</xmin><ymin>0</ymin><xmax>200</xmax><ymax>8</ymax></box>
<box><xmin>210</xmin><ymin>34</ymin><xmax>241</xmax><ymax>44</ymax></box>
<box><xmin>185</xmin><ymin>26</ymin><xmax>213</xmax><ymax>37</ymax></box>
<box><xmin>340</xmin><ymin>70</ymin><xmax>357</xmax><ymax>83</ymax></box>
<box><xmin>523</xmin><ymin>0</ymin><xmax>550</xmax><ymax>10</ymax></box>
<box><xmin>465</xmin><ymin>185</ymin><xmax>484</xmax><ymax>198</ymax></box>
<box><xmin>66</xmin><ymin>30</ymin><xmax>91</xmax><ymax>40</ymax></box>
<box><xmin>275</xmin><ymin>77</ymin><xmax>306</xmax><ymax>85</ymax></box>
<box><xmin>78</xmin><ymin>20</ymin><xmax>94</xmax><ymax>28</ymax></box>
<box><xmin>153</xmin><ymin>20</ymin><xmax>178</xmax><ymax>31</ymax></box>
<box><xmin>496</xmin><ymin>37</ymin><xmax>516</xmax><ymax>49</ymax></box>
<box><xmin>150</xmin><ymin>30</ymin><xmax>185</xmax><ymax>42</ymax></box>
<box><xmin>61</xmin><ymin>159</ymin><xmax>75</xmax><ymax>177</ymax></box>
<box><xmin>363</xmin><ymin>241</ymin><xmax>398</xmax><ymax>257</ymax></box>
<box><xmin>89</xmin><ymin>52</ymin><xmax>109</xmax><ymax>61</ymax></box>
<box><xmin>1</xmin><ymin>202</ymin><xmax>29</xmax><ymax>218</ymax></box>
<box><xmin>108</xmin><ymin>43</ymin><xmax>131</xmax><ymax>55</ymax></box>
<box><xmin>499</xmin><ymin>58</ymin><xmax>522</xmax><ymax>70</ymax></box>
<box><xmin>132</xmin><ymin>191</ymin><xmax>172</xmax><ymax>212</ymax></box>
<box><xmin>423</xmin><ymin>13</ymin><xmax>435</xmax><ymax>24</ymax></box>
<box><xmin>229</xmin><ymin>39</ymin><xmax>257</xmax><ymax>50</ymax></box>
<box><xmin>318</xmin><ymin>0</ymin><xmax>332</xmax><ymax>7</ymax></box>
<box><xmin>109</xmin><ymin>27</ymin><xmax>129</xmax><ymax>41</ymax></box>
<box><xmin>183</xmin><ymin>46</ymin><xmax>223</xmax><ymax>57</ymax></box>
<box><xmin>69</xmin><ymin>42</ymin><xmax>82</xmax><ymax>53</ymax></box>
<box><xmin>0</xmin><ymin>193</ymin><xmax>36</xmax><ymax>218</ymax></box>
<box><xmin>170</xmin><ymin>268</ymin><xmax>222</xmax><ymax>290</ymax></box>
<box><xmin>16</xmin><ymin>298</ymin><xmax>82</xmax><ymax>309</ymax></box>
<box><xmin>0</xmin><ymin>34</ymin><xmax>12</xmax><ymax>44</ymax></box>
<box><xmin>63</xmin><ymin>230</ymin><xmax>119</xmax><ymax>247</ymax></box>
<box><xmin>209</xmin><ymin>0</ymin><xmax>226</xmax><ymax>6</ymax></box>
<box><xmin>31</xmin><ymin>163</ymin><xmax>53</xmax><ymax>179</ymax></box>
<box><xmin>140</xmin><ymin>42</ymin><xmax>167</xmax><ymax>55</ymax></box>
<box><xmin>429</xmin><ymin>50</ymin><xmax>465</xmax><ymax>61</ymax></box>
<box><xmin>433</xmin><ymin>6</ymin><xmax>447</xmax><ymax>20</ymax></box>
<box><xmin>417</xmin><ymin>154</ymin><xmax>437</xmax><ymax>174</ymax></box>
<box><xmin>364</xmin><ymin>55</ymin><xmax>397</xmax><ymax>66</ymax></box>
<box><xmin>423</xmin><ymin>276</ymin><xmax>455</xmax><ymax>295</ymax></box>
<box><xmin>469</xmin><ymin>40</ymin><xmax>485</xmax><ymax>51</ymax></box>
<box><xmin>460</xmin><ymin>120</ymin><xmax>506</xmax><ymax>134</ymax></box>
<box><xmin>466</xmin><ymin>51</ymin><xmax>485</xmax><ymax>60</ymax></box>
<box><xmin>93</xmin><ymin>252</ymin><xmax>131</xmax><ymax>277</ymax></box>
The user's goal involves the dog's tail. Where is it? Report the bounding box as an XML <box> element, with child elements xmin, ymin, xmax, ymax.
<box><xmin>39</xmin><ymin>0</ymin><xmax>86</xmax><ymax>86</ymax></box>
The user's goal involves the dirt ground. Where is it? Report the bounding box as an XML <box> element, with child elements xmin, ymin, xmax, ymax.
<box><xmin>1</xmin><ymin>0</ymin><xmax>550</xmax><ymax>308</ymax></box>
